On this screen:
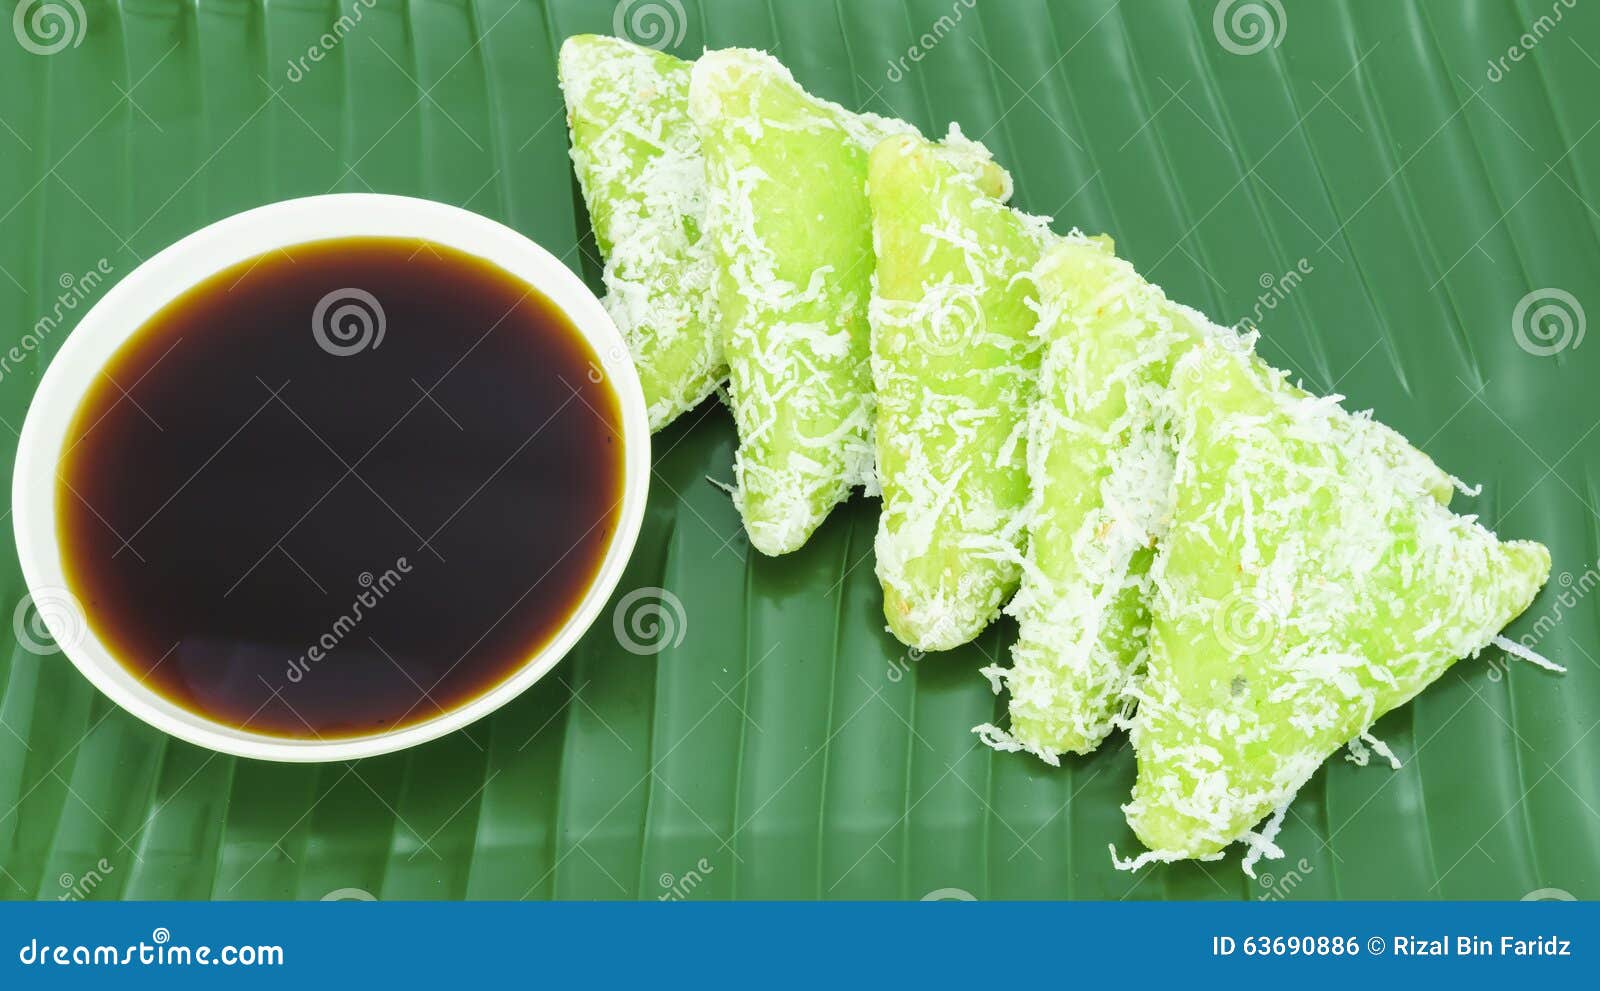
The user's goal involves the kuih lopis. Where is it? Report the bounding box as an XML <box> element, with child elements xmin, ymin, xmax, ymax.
<box><xmin>1123</xmin><ymin>340</ymin><xmax>1548</xmax><ymax>862</ymax></box>
<box><xmin>689</xmin><ymin>48</ymin><xmax>919</xmax><ymax>555</ymax></box>
<box><xmin>559</xmin><ymin>35</ymin><xmax>722</xmax><ymax>432</ymax></box>
<box><xmin>866</xmin><ymin>130</ymin><xmax>1061</xmax><ymax>651</ymax></box>
<box><xmin>981</xmin><ymin>246</ymin><xmax>1457</xmax><ymax>766</ymax></box>
<box><xmin>560</xmin><ymin>37</ymin><xmax>1555</xmax><ymax>870</ymax></box>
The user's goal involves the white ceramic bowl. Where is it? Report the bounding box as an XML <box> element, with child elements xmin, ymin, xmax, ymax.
<box><xmin>11</xmin><ymin>193</ymin><xmax>650</xmax><ymax>762</ymax></box>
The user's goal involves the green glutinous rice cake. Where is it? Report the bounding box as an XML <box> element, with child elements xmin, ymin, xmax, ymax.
<box><xmin>561</xmin><ymin>37</ymin><xmax>1556</xmax><ymax>877</ymax></box>
<box><xmin>977</xmin><ymin>241</ymin><xmax>1206</xmax><ymax>761</ymax></box>
<box><xmin>866</xmin><ymin>131</ymin><xmax>1067</xmax><ymax>651</ymax></box>
<box><xmin>1115</xmin><ymin>338</ymin><xmax>1550</xmax><ymax>869</ymax></box>
<box><xmin>689</xmin><ymin>48</ymin><xmax>1002</xmax><ymax>557</ymax></box>
<box><xmin>559</xmin><ymin>34</ymin><xmax>722</xmax><ymax>432</ymax></box>
<box><xmin>979</xmin><ymin>242</ymin><xmax>1460</xmax><ymax>766</ymax></box>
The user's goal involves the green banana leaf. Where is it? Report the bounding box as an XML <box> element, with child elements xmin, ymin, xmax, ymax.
<box><xmin>1</xmin><ymin>0</ymin><xmax>1596</xmax><ymax>901</ymax></box>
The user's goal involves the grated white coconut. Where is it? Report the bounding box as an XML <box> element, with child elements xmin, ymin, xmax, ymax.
<box><xmin>867</xmin><ymin>129</ymin><xmax>1059</xmax><ymax>651</ymax></box>
<box><xmin>689</xmin><ymin>48</ymin><xmax>918</xmax><ymax>555</ymax></box>
<box><xmin>1122</xmin><ymin>339</ymin><xmax>1551</xmax><ymax>860</ymax></box>
<box><xmin>559</xmin><ymin>36</ymin><xmax>723</xmax><ymax>432</ymax></box>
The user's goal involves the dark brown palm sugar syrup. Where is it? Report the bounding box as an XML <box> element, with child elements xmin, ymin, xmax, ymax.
<box><xmin>58</xmin><ymin>237</ymin><xmax>624</xmax><ymax>739</ymax></box>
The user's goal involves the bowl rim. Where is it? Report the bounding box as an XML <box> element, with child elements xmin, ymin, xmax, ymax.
<box><xmin>10</xmin><ymin>192</ymin><xmax>651</xmax><ymax>763</ymax></box>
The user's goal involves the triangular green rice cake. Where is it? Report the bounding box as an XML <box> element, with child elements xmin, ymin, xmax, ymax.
<box><xmin>979</xmin><ymin>242</ymin><xmax>1208</xmax><ymax>759</ymax></box>
<box><xmin>559</xmin><ymin>35</ymin><xmax>721</xmax><ymax>432</ymax></box>
<box><xmin>866</xmin><ymin>132</ymin><xmax>1067</xmax><ymax>650</ymax></box>
<box><xmin>981</xmin><ymin>244</ymin><xmax>1459</xmax><ymax>764</ymax></box>
<box><xmin>689</xmin><ymin>49</ymin><xmax>924</xmax><ymax>555</ymax></box>
<box><xmin>1122</xmin><ymin>338</ymin><xmax>1550</xmax><ymax>862</ymax></box>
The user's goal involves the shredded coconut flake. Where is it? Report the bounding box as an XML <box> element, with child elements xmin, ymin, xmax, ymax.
<box><xmin>1493</xmin><ymin>635</ymin><xmax>1565</xmax><ymax>673</ymax></box>
<box><xmin>1110</xmin><ymin>843</ymin><xmax>1225</xmax><ymax>873</ymax></box>
<box><xmin>1239</xmin><ymin>804</ymin><xmax>1289</xmax><ymax>879</ymax></box>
